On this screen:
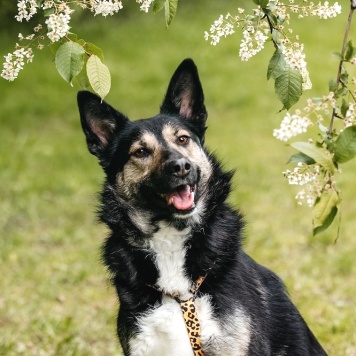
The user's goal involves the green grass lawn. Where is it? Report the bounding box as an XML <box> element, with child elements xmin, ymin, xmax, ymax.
<box><xmin>1</xmin><ymin>1</ymin><xmax>355</xmax><ymax>355</ymax></box>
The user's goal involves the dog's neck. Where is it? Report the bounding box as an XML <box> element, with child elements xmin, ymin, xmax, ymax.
<box><xmin>147</xmin><ymin>222</ymin><xmax>193</xmax><ymax>300</ymax></box>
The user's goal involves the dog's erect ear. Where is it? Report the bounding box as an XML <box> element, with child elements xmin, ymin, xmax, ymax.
<box><xmin>77</xmin><ymin>91</ymin><xmax>129</xmax><ymax>161</ymax></box>
<box><xmin>160</xmin><ymin>59</ymin><xmax>207</xmax><ymax>137</ymax></box>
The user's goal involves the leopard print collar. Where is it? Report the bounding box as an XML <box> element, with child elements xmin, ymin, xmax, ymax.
<box><xmin>148</xmin><ymin>274</ymin><xmax>209</xmax><ymax>356</ymax></box>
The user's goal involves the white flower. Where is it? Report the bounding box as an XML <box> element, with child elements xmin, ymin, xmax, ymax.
<box><xmin>301</xmin><ymin>66</ymin><xmax>312</xmax><ymax>90</ymax></box>
<box><xmin>273</xmin><ymin>112</ymin><xmax>312</xmax><ymax>141</ymax></box>
<box><xmin>239</xmin><ymin>29</ymin><xmax>268</xmax><ymax>61</ymax></box>
<box><xmin>42</xmin><ymin>1</ymin><xmax>54</xmax><ymax>10</ymax></box>
<box><xmin>311</xmin><ymin>1</ymin><xmax>342</xmax><ymax>19</ymax></box>
<box><xmin>295</xmin><ymin>185</ymin><xmax>319</xmax><ymax>207</ymax></box>
<box><xmin>282</xmin><ymin>43</ymin><xmax>312</xmax><ymax>90</ymax></box>
<box><xmin>344</xmin><ymin>103</ymin><xmax>355</xmax><ymax>127</ymax></box>
<box><xmin>1</xmin><ymin>48</ymin><xmax>34</xmax><ymax>81</ymax></box>
<box><xmin>204</xmin><ymin>15</ymin><xmax>235</xmax><ymax>46</ymax></box>
<box><xmin>46</xmin><ymin>13</ymin><xmax>70</xmax><ymax>42</ymax></box>
<box><xmin>283</xmin><ymin>162</ymin><xmax>321</xmax><ymax>186</ymax></box>
<box><xmin>136</xmin><ymin>0</ymin><xmax>154</xmax><ymax>13</ymax></box>
<box><xmin>283</xmin><ymin>163</ymin><xmax>324</xmax><ymax>207</ymax></box>
<box><xmin>45</xmin><ymin>5</ymin><xmax>73</xmax><ymax>42</ymax></box>
<box><xmin>92</xmin><ymin>0</ymin><xmax>123</xmax><ymax>17</ymax></box>
<box><xmin>15</xmin><ymin>0</ymin><xmax>38</xmax><ymax>22</ymax></box>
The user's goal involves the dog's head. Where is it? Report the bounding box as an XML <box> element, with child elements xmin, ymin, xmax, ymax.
<box><xmin>78</xmin><ymin>59</ymin><xmax>212</xmax><ymax>224</ymax></box>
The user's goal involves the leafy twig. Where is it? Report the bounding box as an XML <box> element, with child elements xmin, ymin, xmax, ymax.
<box><xmin>329</xmin><ymin>2</ymin><xmax>355</xmax><ymax>133</ymax></box>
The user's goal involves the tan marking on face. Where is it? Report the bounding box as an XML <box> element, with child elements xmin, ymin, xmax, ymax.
<box><xmin>116</xmin><ymin>131</ymin><xmax>163</xmax><ymax>199</ymax></box>
<box><xmin>162</xmin><ymin>124</ymin><xmax>212</xmax><ymax>185</ymax></box>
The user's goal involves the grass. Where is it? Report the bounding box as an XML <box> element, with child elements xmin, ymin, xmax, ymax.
<box><xmin>0</xmin><ymin>1</ymin><xmax>355</xmax><ymax>354</ymax></box>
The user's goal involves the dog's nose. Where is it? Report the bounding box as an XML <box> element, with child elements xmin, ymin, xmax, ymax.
<box><xmin>166</xmin><ymin>158</ymin><xmax>191</xmax><ymax>177</ymax></box>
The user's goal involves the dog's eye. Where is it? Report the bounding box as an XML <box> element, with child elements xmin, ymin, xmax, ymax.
<box><xmin>132</xmin><ymin>148</ymin><xmax>149</xmax><ymax>158</ymax></box>
<box><xmin>177</xmin><ymin>135</ymin><xmax>190</xmax><ymax>145</ymax></box>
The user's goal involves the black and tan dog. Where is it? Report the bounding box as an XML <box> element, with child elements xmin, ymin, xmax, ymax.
<box><xmin>77</xmin><ymin>59</ymin><xmax>327</xmax><ymax>355</ymax></box>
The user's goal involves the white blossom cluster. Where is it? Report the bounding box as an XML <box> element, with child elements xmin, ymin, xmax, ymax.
<box><xmin>344</xmin><ymin>103</ymin><xmax>356</xmax><ymax>127</ymax></box>
<box><xmin>1</xmin><ymin>0</ymin><xmax>128</xmax><ymax>81</ymax></box>
<box><xmin>284</xmin><ymin>162</ymin><xmax>337</xmax><ymax>207</ymax></box>
<box><xmin>204</xmin><ymin>1</ymin><xmax>342</xmax><ymax>74</ymax></box>
<box><xmin>15</xmin><ymin>0</ymin><xmax>38</xmax><ymax>22</ymax></box>
<box><xmin>204</xmin><ymin>10</ymin><xmax>269</xmax><ymax>60</ymax></box>
<box><xmin>295</xmin><ymin>184</ymin><xmax>322</xmax><ymax>207</ymax></box>
<box><xmin>92</xmin><ymin>0</ymin><xmax>123</xmax><ymax>17</ymax></box>
<box><xmin>282</xmin><ymin>43</ymin><xmax>312</xmax><ymax>90</ymax></box>
<box><xmin>283</xmin><ymin>163</ymin><xmax>323</xmax><ymax>206</ymax></box>
<box><xmin>284</xmin><ymin>162</ymin><xmax>320</xmax><ymax>186</ymax></box>
<box><xmin>273</xmin><ymin>111</ymin><xmax>312</xmax><ymax>141</ymax></box>
<box><xmin>204</xmin><ymin>15</ymin><xmax>235</xmax><ymax>46</ymax></box>
<box><xmin>285</xmin><ymin>0</ymin><xmax>341</xmax><ymax>19</ymax></box>
<box><xmin>136</xmin><ymin>0</ymin><xmax>154</xmax><ymax>13</ymax></box>
<box><xmin>303</xmin><ymin>1</ymin><xmax>342</xmax><ymax>19</ymax></box>
<box><xmin>45</xmin><ymin>4</ymin><xmax>73</xmax><ymax>42</ymax></box>
<box><xmin>273</xmin><ymin>92</ymin><xmax>340</xmax><ymax>141</ymax></box>
<box><xmin>239</xmin><ymin>28</ymin><xmax>269</xmax><ymax>62</ymax></box>
<box><xmin>1</xmin><ymin>48</ymin><xmax>34</xmax><ymax>81</ymax></box>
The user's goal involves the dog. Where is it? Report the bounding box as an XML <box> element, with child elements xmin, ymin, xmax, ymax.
<box><xmin>77</xmin><ymin>59</ymin><xmax>327</xmax><ymax>356</ymax></box>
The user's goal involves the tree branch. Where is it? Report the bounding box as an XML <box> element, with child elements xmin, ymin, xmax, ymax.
<box><xmin>328</xmin><ymin>2</ymin><xmax>355</xmax><ymax>133</ymax></box>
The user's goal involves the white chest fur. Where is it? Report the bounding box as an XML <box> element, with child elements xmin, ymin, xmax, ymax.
<box><xmin>149</xmin><ymin>223</ymin><xmax>192</xmax><ymax>300</ymax></box>
<box><xmin>129</xmin><ymin>223</ymin><xmax>252</xmax><ymax>356</ymax></box>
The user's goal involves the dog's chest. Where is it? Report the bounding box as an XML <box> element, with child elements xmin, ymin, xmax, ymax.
<box><xmin>128</xmin><ymin>224</ymin><xmax>252</xmax><ymax>356</ymax></box>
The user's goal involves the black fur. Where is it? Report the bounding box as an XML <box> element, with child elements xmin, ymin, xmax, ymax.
<box><xmin>77</xmin><ymin>59</ymin><xmax>327</xmax><ymax>355</ymax></box>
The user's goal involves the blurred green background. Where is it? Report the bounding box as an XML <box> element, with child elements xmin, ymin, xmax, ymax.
<box><xmin>1</xmin><ymin>1</ymin><xmax>355</xmax><ymax>355</ymax></box>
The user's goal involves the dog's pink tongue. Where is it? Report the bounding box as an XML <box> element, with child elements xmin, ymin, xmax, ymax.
<box><xmin>167</xmin><ymin>185</ymin><xmax>194</xmax><ymax>211</ymax></box>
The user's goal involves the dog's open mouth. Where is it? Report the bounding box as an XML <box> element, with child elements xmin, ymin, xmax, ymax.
<box><xmin>161</xmin><ymin>185</ymin><xmax>196</xmax><ymax>211</ymax></box>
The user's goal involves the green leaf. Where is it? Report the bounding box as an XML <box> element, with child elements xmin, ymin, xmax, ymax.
<box><xmin>335</xmin><ymin>85</ymin><xmax>348</xmax><ymax>98</ymax></box>
<box><xmin>153</xmin><ymin>0</ymin><xmax>178</xmax><ymax>26</ymax></box>
<box><xmin>333</xmin><ymin>126</ymin><xmax>356</xmax><ymax>163</ymax></box>
<box><xmin>83</xmin><ymin>42</ymin><xmax>104</xmax><ymax>62</ymax></box>
<box><xmin>165</xmin><ymin>0</ymin><xmax>178</xmax><ymax>26</ymax></box>
<box><xmin>271</xmin><ymin>29</ymin><xmax>283</xmax><ymax>43</ymax></box>
<box><xmin>275</xmin><ymin>67</ymin><xmax>303</xmax><ymax>110</ymax></box>
<box><xmin>328</xmin><ymin>79</ymin><xmax>338</xmax><ymax>93</ymax></box>
<box><xmin>313</xmin><ymin>189</ymin><xmax>339</xmax><ymax>236</ymax></box>
<box><xmin>340</xmin><ymin>71</ymin><xmax>349</xmax><ymax>84</ymax></box>
<box><xmin>55</xmin><ymin>42</ymin><xmax>85</xmax><ymax>85</ymax></box>
<box><xmin>340</xmin><ymin>99</ymin><xmax>349</xmax><ymax>118</ymax></box>
<box><xmin>313</xmin><ymin>205</ymin><xmax>338</xmax><ymax>236</ymax></box>
<box><xmin>332</xmin><ymin>51</ymin><xmax>343</xmax><ymax>60</ymax></box>
<box><xmin>290</xmin><ymin>142</ymin><xmax>335</xmax><ymax>173</ymax></box>
<box><xmin>66</xmin><ymin>33</ymin><xmax>78</xmax><ymax>42</ymax></box>
<box><xmin>267</xmin><ymin>49</ymin><xmax>287</xmax><ymax>80</ymax></box>
<box><xmin>75</xmin><ymin>55</ymin><xmax>91</xmax><ymax>90</ymax></box>
<box><xmin>318</xmin><ymin>121</ymin><xmax>329</xmax><ymax>133</ymax></box>
<box><xmin>153</xmin><ymin>0</ymin><xmax>165</xmax><ymax>12</ymax></box>
<box><xmin>86</xmin><ymin>55</ymin><xmax>111</xmax><ymax>100</ymax></box>
<box><xmin>287</xmin><ymin>152</ymin><xmax>315</xmax><ymax>165</ymax></box>
<box><xmin>268</xmin><ymin>12</ymin><xmax>279</xmax><ymax>27</ymax></box>
<box><xmin>50</xmin><ymin>41</ymin><xmax>61</xmax><ymax>55</ymax></box>
<box><xmin>345</xmin><ymin>40</ymin><xmax>354</xmax><ymax>61</ymax></box>
<box><xmin>44</xmin><ymin>7</ymin><xmax>55</xmax><ymax>17</ymax></box>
